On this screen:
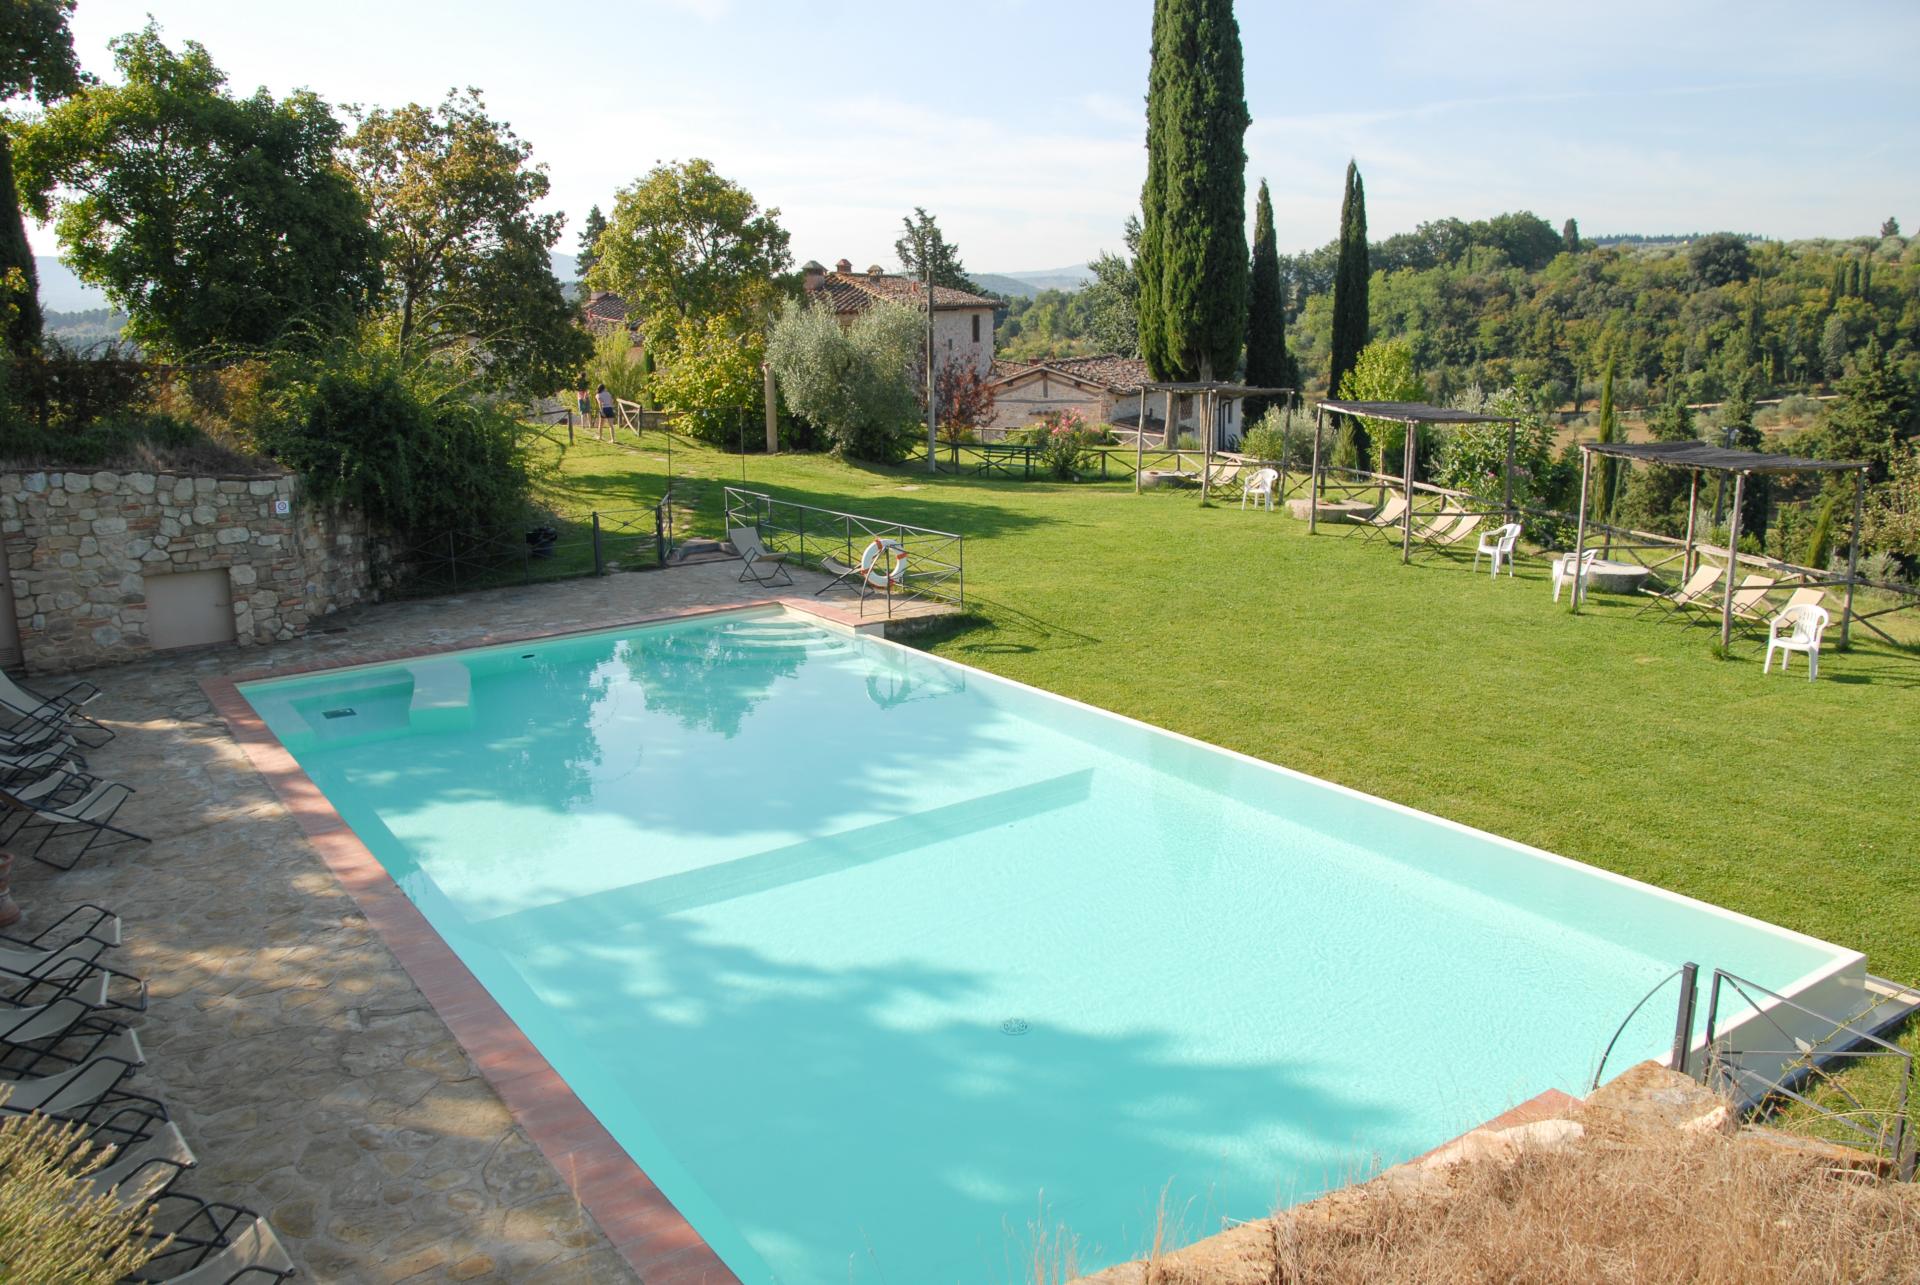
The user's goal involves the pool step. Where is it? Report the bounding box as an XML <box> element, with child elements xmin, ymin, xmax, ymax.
<box><xmin>724</xmin><ymin>635</ymin><xmax>850</xmax><ymax>653</ymax></box>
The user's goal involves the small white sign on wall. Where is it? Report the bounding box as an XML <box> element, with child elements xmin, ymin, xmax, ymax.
<box><xmin>273</xmin><ymin>499</ymin><xmax>291</xmax><ymax>516</ymax></box>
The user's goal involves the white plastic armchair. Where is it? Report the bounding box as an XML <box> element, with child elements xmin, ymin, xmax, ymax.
<box><xmin>1241</xmin><ymin>467</ymin><xmax>1279</xmax><ymax>512</ymax></box>
<box><xmin>1474</xmin><ymin>522</ymin><xmax>1522</xmax><ymax>578</ymax></box>
<box><xmin>1552</xmin><ymin>549</ymin><xmax>1599</xmax><ymax>603</ymax></box>
<box><xmin>1764</xmin><ymin>603</ymin><xmax>1829</xmax><ymax>680</ymax></box>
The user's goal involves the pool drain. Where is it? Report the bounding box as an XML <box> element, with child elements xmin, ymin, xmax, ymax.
<box><xmin>1001</xmin><ymin>1018</ymin><xmax>1030</xmax><ymax>1036</ymax></box>
<box><xmin>321</xmin><ymin>708</ymin><xmax>357</xmax><ymax>720</ymax></box>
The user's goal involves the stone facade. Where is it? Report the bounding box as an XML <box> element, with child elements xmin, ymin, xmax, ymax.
<box><xmin>1</xmin><ymin>469</ymin><xmax>371</xmax><ymax>673</ymax></box>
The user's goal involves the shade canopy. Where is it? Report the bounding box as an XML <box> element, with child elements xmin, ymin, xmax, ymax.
<box><xmin>1140</xmin><ymin>381</ymin><xmax>1295</xmax><ymax>395</ymax></box>
<box><xmin>1578</xmin><ymin>440</ymin><xmax>1867</xmax><ymax>475</ymax></box>
<box><xmin>1314</xmin><ymin>400</ymin><xmax>1517</xmax><ymax>425</ymax></box>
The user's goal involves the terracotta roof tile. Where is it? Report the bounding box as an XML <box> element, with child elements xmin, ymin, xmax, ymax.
<box><xmin>986</xmin><ymin>354</ymin><xmax>1150</xmax><ymax>392</ymax></box>
<box><xmin>806</xmin><ymin>272</ymin><xmax>999</xmax><ymax>315</ymax></box>
<box><xmin>580</xmin><ymin>291</ymin><xmax>632</xmax><ymax>334</ymax></box>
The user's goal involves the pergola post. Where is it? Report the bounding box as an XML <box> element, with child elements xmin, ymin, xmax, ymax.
<box><xmin>1278</xmin><ymin>397</ymin><xmax>1293</xmax><ymax>499</ymax></box>
<box><xmin>1400</xmin><ymin>419</ymin><xmax>1415</xmax><ymax>565</ymax></box>
<box><xmin>1200</xmin><ymin>390</ymin><xmax>1214</xmax><ymax>503</ymax></box>
<box><xmin>1309</xmin><ymin>405</ymin><xmax>1324</xmax><ymax>534</ymax></box>
<box><xmin>1134</xmin><ymin>390</ymin><xmax>1145</xmax><ymax>493</ymax></box>
<box><xmin>1719</xmin><ymin>471</ymin><xmax>1747</xmax><ymax>649</ymax></box>
<box><xmin>1165</xmin><ymin>389</ymin><xmax>1175</xmax><ymax>455</ymax></box>
<box><xmin>1681</xmin><ymin>471</ymin><xmax>1699</xmax><ymax>579</ymax></box>
<box><xmin>1571</xmin><ymin>445</ymin><xmax>1593</xmax><ymax>615</ymax></box>
<box><xmin>1842</xmin><ymin>465</ymin><xmax>1865</xmax><ymax>647</ymax></box>
<box><xmin>1504</xmin><ymin>423</ymin><xmax>1515</xmax><ymax>519</ymax></box>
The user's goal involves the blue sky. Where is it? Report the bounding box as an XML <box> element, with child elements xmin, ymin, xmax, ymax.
<box><xmin>34</xmin><ymin>0</ymin><xmax>1920</xmax><ymax>272</ymax></box>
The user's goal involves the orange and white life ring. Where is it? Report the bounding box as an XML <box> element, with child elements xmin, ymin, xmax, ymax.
<box><xmin>861</xmin><ymin>538</ymin><xmax>906</xmax><ymax>587</ymax></box>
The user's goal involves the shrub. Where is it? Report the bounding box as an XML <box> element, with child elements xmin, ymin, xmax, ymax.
<box><xmin>648</xmin><ymin>314</ymin><xmax>764</xmax><ymax>447</ymax></box>
<box><xmin>766</xmin><ymin>299</ymin><xmax>921</xmax><ymax>461</ymax></box>
<box><xmin>1240</xmin><ymin>405</ymin><xmax>1307</xmax><ymax>466</ymax></box>
<box><xmin>254</xmin><ymin>337</ymin><xmax>532</xmax><ymax>539</ymax></box>
<box><xmin>0</xmin><ymin>1093</ymin><xmax>162</xmax><ymax>1282</ymax></box>
<box><xmin>585</xmin><ymin>327</ymin><xmax>647</xmax><ymax>407</ymax></box>
<box><xmin>1037</xmin><ymin>408</ymin><xmax>1097</xmax><ymax>480</ymax></box>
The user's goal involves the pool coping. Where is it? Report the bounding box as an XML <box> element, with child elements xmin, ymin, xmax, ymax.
<box><xmin>200</xmin><ymin>593</ymin><xmax>1842</xmax><ymax>1282</ymax></box>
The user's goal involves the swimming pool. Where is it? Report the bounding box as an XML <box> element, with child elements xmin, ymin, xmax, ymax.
<box><xmin>239</xmin><ymin>607</ymin><xmax>1863</xmax><ymax>1283</ymax></box>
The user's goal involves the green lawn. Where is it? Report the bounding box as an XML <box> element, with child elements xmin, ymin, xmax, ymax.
<box><xmin>532</xmin><ymin>428</ymin><xmax>1920</xmax><ymax>1121</ymax></box>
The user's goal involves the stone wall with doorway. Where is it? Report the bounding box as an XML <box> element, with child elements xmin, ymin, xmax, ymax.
<box><xmin>0</xmin><ymin>468</ymin><xmax>371</xmax><ymax>674</ymax></box>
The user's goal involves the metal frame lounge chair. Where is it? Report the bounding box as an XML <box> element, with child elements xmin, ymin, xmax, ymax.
<box><xmin>131</xmin><ymin>1203</ymin><xmax>296</xmax><ymax>1285</ymax></box>
<box><xmin>1421</xmin><ymin>511</ymin><xmax>1484</xmax><ymax>550</ymax></box>
<box><xmin>82</xmin><ymin>1117</ymin><xmax>197</xmax><ymax>1210</ymax></box>
<box><xmin>0</xmin><ymin>767</ymin><xmax>148</xmax><ymax>869</ymax></box>
<box><xmin>729</xmin><ymin>526</ymin><xmax>794</xmax><ymax>588</ymax></box>
<box><xmin>0</xmin><ymin>672</ymin><xmax>112</xmax><ymax>747</ymax></box>
<box><xmin>1765</xmin><ymin>603</ymin><xmax>1830</xmax><ymax>679</ymax></box>
<box><xmin>1687</xmin><ymin>574</ymin><xmax>1776</xmax><ymax>629</ymax></box>
<box><xmin>0</xmin><ymin>1034</ymin><xmax>160</xmax><ymax>1128</ymax></box>
<box><xmin>1474</xmin><ymin>522</ymin><xmax>1522</xmax><ymax>577</ymax></box>
<box><xmin>0</xmin><ymin>949</ymin><xmax>146</xmax><ymax>1011</ymax></box>
<box><xmin>0</xmin><ymin>902</ymin><xmax>122</xmax><ymax>952</ymax></box>
<box><xmin>1352</xmin><ymin>493</ymin><xmax>1410</xmax><ymax>543</ymax></box>
<box><xmin>0</xmin><ymin>994</ymin><xmax>131</xmax><ymax>1076</ymax></box>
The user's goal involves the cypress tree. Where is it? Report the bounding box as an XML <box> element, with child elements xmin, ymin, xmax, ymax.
<box><xmin>1243</xmin><ymin>179</ymin><xmax>1287</xmax><ymax>421</ymax></box>
<box><xmin>1595</xmin><ymin>353</ymin><xmax>1620</xmax><ymax>522</ymax></box>
<box><xmin>1329</xmin><ymin>160</ymin><xmax>1371</xmax><ymax>463</ymax></box>
<box><xmin>1561</xmin><ymin>217</ymin><xmax>1580</xmax><ymax>254</ymax></box>
<box><xmin>1137</xmin><ymin>0</ymin><xmax>1250</xmax><ymax>383</ymax></box>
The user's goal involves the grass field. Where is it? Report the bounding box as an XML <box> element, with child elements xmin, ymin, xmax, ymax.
<box><xmin>530</xmin><ymin>428</ymin><xmax>1920</xmax><ymax>1126</ymax></box>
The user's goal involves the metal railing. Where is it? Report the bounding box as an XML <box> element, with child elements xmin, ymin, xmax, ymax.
<box><xmin>722</xmin><ymin>487</ymin><xmax>964</xmax><ymax>610</ymax></box>
<box><xmin>1702</xmin><ymin>968</ymin><xmax>1915</xmax><ymax>1180</ymax></box>
<box><xmin>368</xmin><ymin>497</ymin><xmax>672</xmax><ymax>600</ymax></box>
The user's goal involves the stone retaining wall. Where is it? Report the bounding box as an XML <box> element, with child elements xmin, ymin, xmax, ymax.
<box><xmin>1</xmin><ymin>468</ymin><xmax>371</xmax><ymax>673</ymax></box>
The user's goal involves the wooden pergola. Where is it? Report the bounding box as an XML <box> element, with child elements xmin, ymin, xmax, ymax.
<box><xmin>1308</xmin><ymin>400</ymin><xmax>1520</xmax><ymax>563</ymax></box>
<box><xmin>1135</xmin><ymin>381</ymin><xmax>1295</xmax><ymax>499</ymax></box>
<box><xmin>1573</xmin><ymin>440</ymin><xmax>1871</xmax><ymax>648</ymax></box>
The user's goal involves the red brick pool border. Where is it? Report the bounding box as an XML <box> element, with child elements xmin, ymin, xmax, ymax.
<box><xmin>201</xmin><ymin>595</ymin><xmax>1584</xmax><ymax>1284</ymax></box>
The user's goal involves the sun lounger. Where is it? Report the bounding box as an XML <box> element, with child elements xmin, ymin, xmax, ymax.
<box><xmin>131</xmin><ymin>1203</ymin><xmax>296</xmax><ymax>1285</ymax></box>
<box><xmin>1</xmin><ymin>950</ymin><xmax>146</xmax><ymax>1012</ymax></box>
<box><xmin>1685</xmin><ymin>574</ymin><xmax>1775</xmax><ymax>628</ymax></box>
<box><xmin>84</xmin><ymin>1117</ymin><xmax>197</xmax><ymax>1209</ymax></box>
<box><xmin>0</xmin><ymin>768</ymin><xmax>148</xmax><ymax>870</ymax></box>
<box><xmin>0</xmin><ymin>1033</ymin><xmax>159</xmax><ymax>1128</ymax></box>
<box><xmin>1353</xmin><ymin>493</ymin><xmax>1410</xmax><ymax>542</ymax></box>
<box><xmin>1406</xmin><ymin>509</ymin><xmax>1469</xmax><ymax>544</ymax></box>
<box><xmin>1636</xmin><ymin>563</ymin><xmax>1723</xmax><ymax>620</ymax></box>
<box><xmin>0</xmin><ymin>994</ymin><xmax>131</xmax><ymax>1077</ymax></box>
<box><xmin>729</xmin><ymin>526</ymin><xmax>794</xmax><ymax>588</ymax></box>
<box><xmin>0</xmin><ymin>672</ymin><xmax>112</xmax><ymax>747</ymax></box>
<box><xmin>0</xmin><ymin>902</ymin><xmax>122</xmax><ymax>952</ymax></box>
<box><xmin>1421</xmin><ymin>512</ymin><xmax>1483</xmax><ymax>549</ymax></box>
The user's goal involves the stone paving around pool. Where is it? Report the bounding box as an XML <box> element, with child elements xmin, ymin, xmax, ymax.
<box><xmin>7</xmin><ymin>562</ymin><xmax>944</xmax><ymax>1283</ymax></box>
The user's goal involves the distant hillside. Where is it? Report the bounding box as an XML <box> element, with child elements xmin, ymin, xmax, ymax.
<box><xmin>32</xmin><ymin>257</ymin><xmax>107</xmax><ymax>312</ymax></box>
<box><xmin>977</xmin><ymin>264</ymin><xmax>1094</xmax><ymax>298</ymax></box>
<box><xmin>44</xmin><ymin>308</ymin><xmax>125</xmax><ymax>347</ymax></box>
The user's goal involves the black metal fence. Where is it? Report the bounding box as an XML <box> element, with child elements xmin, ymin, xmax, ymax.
<box><xmin>722</xmin><ymin>486</ymin><xmax>964</xmax><ymax>608</ymax></box>
<box><xmin>369</xmin><ymin>495</ymin><xmax>673</xmax><ymax>600</ymax></box>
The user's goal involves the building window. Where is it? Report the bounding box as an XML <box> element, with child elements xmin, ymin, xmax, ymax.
<box><xmin>971</xmin><ymin>314</ymin><xmax>981</xmax><ymax>343</ymax></box>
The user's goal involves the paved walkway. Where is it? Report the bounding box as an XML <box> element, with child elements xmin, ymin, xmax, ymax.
<box><xmin>7</xmin><ymin>562</ymin><xmax>947</xmax><ymax>1282</ymax></box>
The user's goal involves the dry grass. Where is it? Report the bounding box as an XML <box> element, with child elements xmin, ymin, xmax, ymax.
<box><xmin>1269</xmin><ymin>1131</ymin><xmax>1920</xmax><ymax>1285</ymax></box>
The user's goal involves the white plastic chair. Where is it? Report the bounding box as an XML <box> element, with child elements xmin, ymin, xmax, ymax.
<box><xmin>1765</xmin><ymin>603</ymin><xmax>1829</xmax><ymax>680</ymax></box>
<box><xmin>1552</xmin><ymin>549</ymin><xmax>1599</xmax><ymax>603</ymax></box>
<box><xmin>1241</xmin><ymin>467</ymin><xmax>1279</xmax><ymax>512</ymax></box>
<box><xmin>1474</xmin><ymin>522</ymin><xmax>1522</xmax><ymax>577</ymax></box>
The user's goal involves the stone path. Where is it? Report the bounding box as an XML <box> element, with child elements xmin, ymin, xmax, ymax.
<box><xmin>7</xmin><ymin>562</ymin><xmax>924</xmax><ymax>1282</ymax></box>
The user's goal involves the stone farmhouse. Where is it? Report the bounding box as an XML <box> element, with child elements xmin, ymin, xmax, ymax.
<box><xmin>984</xmin><ymin>354</ymin><xmax>1244</xmax><ymax>445</ymax></box>
<box><xmin>800</xmin><ymin>260</ymin><xmax>998</xmax><ymax>379</ymax></box>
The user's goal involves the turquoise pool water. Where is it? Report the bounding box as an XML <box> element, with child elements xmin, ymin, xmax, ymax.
<box><xmin>242</xmin><ymin>609</ymin><xmax>1857</xmax><ymax>1283</ymax></box>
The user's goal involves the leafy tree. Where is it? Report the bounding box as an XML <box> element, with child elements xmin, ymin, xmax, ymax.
<box><xmin>1820</xmin><ymin>312</ymin><xmax>1851</xmax><ymax>379</ymax></box>
<box><xmin>14</xmin><ymin>25</ymin><xmax>380</xmax><ymax>357</ymax></box>
<box><xmin>1819</xmin><ymin>341</ymin><xmax>1915</xmax><ymax>481</ymax></box>
<box><xmin>648</xmin><ymin>312</ymin><xmax>764</xmax><ymax>446</ymax></box>
<box><xmin>1687</xmin><ymin>233</ymin><xmax>1753</xmax><ymax>287</ymax></box>
<box><xmin>1136</xmin><ymin>0</ymin><xmax>1249</xmax><ymax>381</ymax></box>
<box><xmin>1329</xmin><ymin>160</ymin><xmax>1371</xmax><ymax>463</ymax></box>
<box><xmin>931</xmin><ymin>361</ymin><xmax>996</xmax><ymax>442</ymax></box>
<box><xmin>1084</xmin><ymin>216</ymin><xmax>1141</xmax><ymax>358</ymax></box>
<box><xmin>588</xmin><ymin>158</ymin><xmax>791</xmax><ymax>349</ymax></box>
<box><xmin>1881</xmin><ymin>216</ymin><xmax>1901</xmax><ymax>238</ymax></box>
<box><xmin>1617</xmin><ymin>386</ymin><xmax>1697</xmax><ymax>533</ymax></box>
<box><xmin>1721</xmin><ymin>370</ymin><xmax>1767</xmax><ymax>540</ymax></box>
<box><xmin>1244</xmin><ymin>179</ymin><xmax>1289</xmax><ymax>420</ymax></box>
<box><xmin>1595</xmin><ymin>353</ymin><xmax>1621</xmax><ymax>522</ymax></box>
<box><xmin>765</xmin><ymin>299</ymin><xmax>920</xmax><ymax>460</ymax></box>
<box><xmin>1562</xmin><ymin>217</ymin><xmax>1580</xmax><ymax>254</ymax></box>
<box><xmin>347</xmin><ymin>89</ymin><xmax>584</xmax><ymax>391</ymax></box>
<box><xmin>893</xmin><ymin>208</ymin><xmax>977</xmax><ymax>293</ymax></box>
<box><xmin>585</xmin><ymin>325</ymin><xmax>645</xmax><ymax>405</ymax></box>
<box><xmin>1</xmin><ymin>0</ymin><xmax>84</xmax><ymax>357</ymax></box>
<box><xmin>1338</xmin><ymin>337</ymin><xmax>1422</xmax><ymax>475</ymax></box>
<box><xmin>575</xmin><ymin>203</ymin><xmax>607</xmax><ymax>279</ymax></box>
<box><xmin>1862</xmin><ymin>442</ymin><xmax>1919</xmax><ymax>566</ymax></box>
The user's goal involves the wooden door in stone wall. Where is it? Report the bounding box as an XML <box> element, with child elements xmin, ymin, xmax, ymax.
<box><xmin>146</xmin><ymin>569</ymin><xmax>237</xmax><ymax>651</ymax></box>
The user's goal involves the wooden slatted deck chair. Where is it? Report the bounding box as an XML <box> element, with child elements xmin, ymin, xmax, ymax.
<box><xmin>728</xmin><ymin>527</ymin><xmax>794</xmax><ymax>588</ymax></box>
<box><xmin>0</xmin><ymin>768</ymin><xmax>148</xmax><ymax>870</ymax></box>
<box><xmin>1635</xmin><ymin>563</ymin><xmax>1723</xmax><ymax>620</ymax></box>
<box><xmin>131</xmin><ymin>1205</ymin><xmax>297</xmax><ymax>1285</ymax></box>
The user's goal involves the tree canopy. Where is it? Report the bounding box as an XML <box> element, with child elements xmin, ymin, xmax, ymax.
<box><xmin>347</xmin><ymin>89</ymin><xmax>585</xmax><ymax>391</ymax></box>
<box><xmin>13</xmin><ymin>26</ymin><xmax>380</xmax><ymax>357</ymax></box>
<box><xmin>1137</xmin><ymin>0</ymin><xmax>1249</xmax><ymax>381</ymax></box>
<box><xmin>1329</xmin><ymin>161</ymin><xmax>1371</xmax><ymax>463</ymax></box>
<box><xmin>575</xmin><ymin>203</ymin><xmax>607</xmax><ymax>280</ymax></box>
<box><xmin>1</xmin><ymin>0</ymin><xmax>86</xmax><ymax>355</ymax></box>
<box><xmin>766</xmin><ymin>299</ymin><xmax>921</xmax><ymax>461</ymax></box>
<box><xmin>587</xmin><ymin>158</ymin><xmax>791</xmax><ymax>348</ymax></box>
<box><xmin>894</xmin><ymin>208</ymin><xmax>977</xmax><ymax>293</ymax></box>
<box><xmin>1244</xmin><ymin>179</ymin><xmax>1289</xmax><ymax>419</ymax></box>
